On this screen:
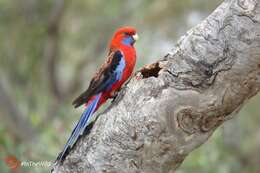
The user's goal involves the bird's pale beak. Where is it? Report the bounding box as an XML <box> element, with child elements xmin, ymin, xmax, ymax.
<box><xmin>132</xmin><ymin>33</ymin><xmax>139</xmax><ymax>41</ymax></box>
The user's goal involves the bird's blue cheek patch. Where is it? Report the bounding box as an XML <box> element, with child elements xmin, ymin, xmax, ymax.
<box><xmin>122</xmin><ymin>36</ymin><xmax>134</xmax><ymax>46</ymax></box>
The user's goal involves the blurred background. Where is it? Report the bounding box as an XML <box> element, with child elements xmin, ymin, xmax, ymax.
<box><xmin>0</xmin><ymin>0</ymin><xmax>259</xmax><ymax>172</ymax></box>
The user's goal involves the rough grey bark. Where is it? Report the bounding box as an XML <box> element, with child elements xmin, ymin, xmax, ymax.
<box><xmin>53</xmin><ymin>0</ymin><xmax>260</xmax><ymax>172</ymax></box>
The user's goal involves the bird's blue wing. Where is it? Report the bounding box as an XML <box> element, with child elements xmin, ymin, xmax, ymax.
<box><xmin>72</xmin><ymin>50</ymin><xmax>126</xmax><ymax>108</ymax></box>
<box><xmin>96</xmin><ymin>50</ymin><xmax>126</xmax><ymax>92</ymax></box>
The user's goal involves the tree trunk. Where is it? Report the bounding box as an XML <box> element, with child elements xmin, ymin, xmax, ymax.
<box><xmin>52</xmin><ymin>0</ymin><xmax>260</xmax><ymax>172</ymax></box>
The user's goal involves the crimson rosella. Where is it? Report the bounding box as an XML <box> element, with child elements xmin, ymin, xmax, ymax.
<box><xmin>57</xmin><ymin>26</ymin><xmax>138</xmax><ymax>162</ymax></box>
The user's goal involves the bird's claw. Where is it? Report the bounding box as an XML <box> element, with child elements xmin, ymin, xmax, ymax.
<box><xmin>111</xmin><ymin>91</ymin><xmax>119</xmax><ymax>102</ymax></box>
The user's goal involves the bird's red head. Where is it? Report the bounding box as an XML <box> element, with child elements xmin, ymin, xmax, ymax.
<box><xmin>110</xmin><ymin>26</ymin><xmax>138</xmax><ymax>48</ymax></box>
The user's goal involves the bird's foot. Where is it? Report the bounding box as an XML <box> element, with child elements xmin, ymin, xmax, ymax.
<box><xmin>110</xmin><ymin>91</ymin><xmax>119</xmax><ymax>102</ymax></box>
<box><xmin>135</xmin><ymin>72</ymin><xmax>142</xmax><ymax>80</ymax></box>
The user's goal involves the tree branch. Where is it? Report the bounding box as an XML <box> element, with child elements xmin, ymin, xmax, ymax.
<box><xmin>53</xmin><ymin>0</ymin><xmax>260</xmax><ymax>172</ymax></box>
<box><xmin>44</xmin><ymin>0</ymin><xmax>66</xmax><ymax>101</ymax></box>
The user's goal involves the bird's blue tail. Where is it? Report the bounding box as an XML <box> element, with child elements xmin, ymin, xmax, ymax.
<box><xmin>57</xmin><ymin>93</ymin><xmax>101</xmax><ymax>162</ymax></box>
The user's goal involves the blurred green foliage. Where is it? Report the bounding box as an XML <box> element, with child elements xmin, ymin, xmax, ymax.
<box><xmin>0</xmin><ymin>0</ymin><xmax>259</xmax><ymax>173</ymax></box>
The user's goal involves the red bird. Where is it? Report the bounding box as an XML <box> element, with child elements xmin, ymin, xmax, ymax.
<box><xmin>57</xmin><ymin>26</ymin><xmax>138</xmax><ymax>162</ymax></box>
